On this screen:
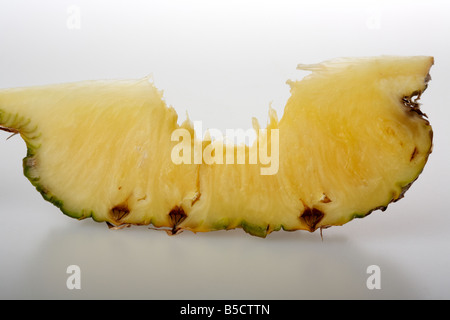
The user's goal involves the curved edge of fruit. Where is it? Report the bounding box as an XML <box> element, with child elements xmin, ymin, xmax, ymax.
<box><xmin>345</xmin><ymin>90</ymin><xmax>434</xmax><ymax>228</ymax></box>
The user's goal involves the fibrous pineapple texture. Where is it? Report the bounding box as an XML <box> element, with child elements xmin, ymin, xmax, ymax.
<box><xmin>0</xmin><ymin>56</ymin><xmax>434</xmax><ymax>237</ymax></box>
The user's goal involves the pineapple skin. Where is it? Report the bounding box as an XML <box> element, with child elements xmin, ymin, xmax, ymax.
<box><xmin>0</xmin><ymin>56</ymin><xmax>434</xmax><ymax>237</ymax></box>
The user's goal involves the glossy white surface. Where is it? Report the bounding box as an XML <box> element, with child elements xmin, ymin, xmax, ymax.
<box><xmin>1</xmin><ymin>0</ymin><xmax>449</xmax><ymax>299</ymax></box>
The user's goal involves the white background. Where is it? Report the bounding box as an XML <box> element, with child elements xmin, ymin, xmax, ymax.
<box><xmin>0</xmin><ymin>0</ymin><xmax>449</xmax><ymax>299</ymax></box>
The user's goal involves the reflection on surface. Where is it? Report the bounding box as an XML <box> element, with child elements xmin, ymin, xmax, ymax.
<box><xmin>6</xmin><ymin>220</ymin><xmax>419</xmax><ymax>299</ymax></box>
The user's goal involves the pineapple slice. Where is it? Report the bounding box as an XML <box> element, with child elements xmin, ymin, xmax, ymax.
<box><xmin>0</xmin><ymin>56</ymin><xmax>434</xmax><ymax>237</ymax></box>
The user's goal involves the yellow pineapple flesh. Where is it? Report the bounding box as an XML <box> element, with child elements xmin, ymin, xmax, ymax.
<box><xmin>0</xmin><ymin>56</ymin><xmax>434</xmax><ymax>237</ymax></box>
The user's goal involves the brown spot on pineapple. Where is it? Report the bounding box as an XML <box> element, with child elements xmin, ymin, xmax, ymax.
<box><xmin>410</xmin><ymin>147</ymin><xmax>418</xmax><ymax>161</ymax></box>
<box><xmin>0</xmin><ymin>125</ymin><xmax>19</xmax><ymax>134</ymax></box>
<box><xmin>168</xmin><ymin>206</ymin><xmax>187</xmax><ymax>235</ymax></box>
<box><xmin>110</xmin><ymin>203</ymin><xmax>130</xmax><ymax>223</ymax></box>
<box><xmin>320</xmin><ymin>193</ymin><xmax>332</xmax><ymax>203</ymax></box>
<box><xmin>300</xmin><ymin>207</ymin><xmax>325</xmax><ymax>232</ymax></box>
<box><xmin>402</xmin><ymin>90</ymin><xmax>427</xmax><ymax>118</ymax></box>
<box><xmin>25</xmin><ymin>157</ymin><xmax>37</xmax><ymax>168</ymax></box>
<box><xmin>0</xmin><ymin>126</ymin><xmax>20</xmax><ymax>140</ymax></box>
